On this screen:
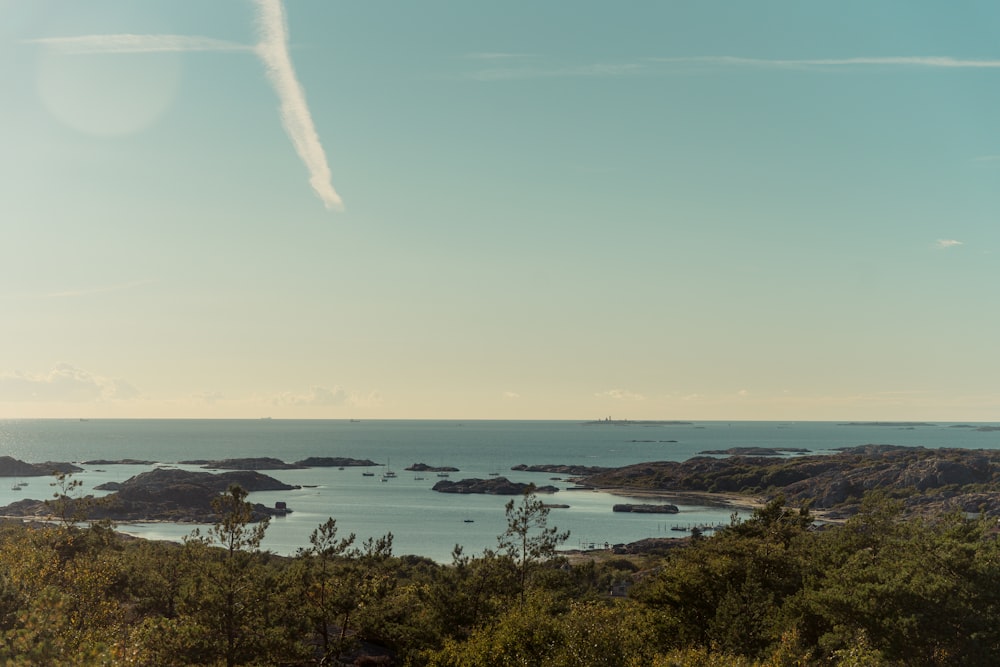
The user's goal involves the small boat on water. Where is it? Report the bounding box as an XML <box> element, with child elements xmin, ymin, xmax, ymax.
<box><xmin>362</xmin><ymin>472</ymin><xmax>375</xmax><ymax>477</ymax></box>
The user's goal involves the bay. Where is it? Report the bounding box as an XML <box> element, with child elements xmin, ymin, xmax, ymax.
<box><xmin>0</xmin><ymin>419</ymin><xmax>997</xmax><ymax>562</ymax></box>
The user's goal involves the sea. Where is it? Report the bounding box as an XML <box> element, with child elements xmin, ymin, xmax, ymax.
<box><xmin>0</xmin><ymin>419</ymin><xmax>997</xmax><ymax>563</ymax></box>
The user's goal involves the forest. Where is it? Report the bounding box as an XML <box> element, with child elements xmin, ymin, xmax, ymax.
<box><xmin>1</xmin><ymin>478</ymin><xmax>999</xmax><ymax>666</ymax></box>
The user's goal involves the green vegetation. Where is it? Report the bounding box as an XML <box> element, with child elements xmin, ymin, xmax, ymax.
<box><xmin>0</xmin><ymin>484</ymin><xmax>999</xmax><ymax>665</ymax></box>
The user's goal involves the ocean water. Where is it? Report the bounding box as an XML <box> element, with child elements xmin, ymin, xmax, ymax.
<box><xmin>0</xmin><ymin>419</ymin><xmax>997</xmax><ymax>562</ymax></box>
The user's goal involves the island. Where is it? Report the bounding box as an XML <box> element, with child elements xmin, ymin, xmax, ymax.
<box><xmin>293</xmin><ymin>457</ymin><xmax>378</xmax><ymax>467</ymax></box>
<box><xmin>0</xmin><ymin>468</ymin><xmax>297</xmax><ymax>523</ymax></box>
<box><xmin>584</xmin><ymin>419</ymin><xmax>693</xmax><ymax>426</ymax></box>
<box><xmin>581</xmin><ymin>445</ymin><xmax>1000</xmax><ymax>519</ymax></box>
<box><xmin>432</xmin><ymin>477</ymin><xmax>558</xmax><ymax>495</ymax></box>
<box><xmin>406</xmin><ymin>463</ymin><xmax>460</xmax><ymax>472</ymax></box>
<box><xmin>510</xmin><ymin>464</ymin><xmax>612</xmax><ymax>475</ymax></box>
<box><xmin>697</xmin><ymin>447</ymin><xmax>810</xmax><ymax>456</ymax></box>
<box><xmin>179</xmin><ymin>457</ymin><xmax>306</xmax><ymax>470</ymax></box>
<box><xmin>612</xmin><ymin>503</ymin><xmax>679</xmax><ymax>514</ymax></box>
<box><xmin>0</xmin><ymin>456</ymin><xmax>82</xmax><ymax>477</ymax></box>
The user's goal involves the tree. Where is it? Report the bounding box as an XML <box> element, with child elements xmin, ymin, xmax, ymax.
<box><xmin>293</xmin><ymin>517</ymin><xmax>357</xmax><ymax>662</ymax></box>
<box><xmin>162</xmin><ymin>484</ymin><xmax>296</xmax><ymax>666</ymax></box>
<box><xmin>498</xmin><ymin>491</ymin><xmax>569</xmax><ymax>604</ymax></box>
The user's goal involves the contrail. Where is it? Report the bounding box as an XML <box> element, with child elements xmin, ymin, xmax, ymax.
<box><xmin>253</xmin><ymin>0</ymin><xmax>343</xmax><ymax>211</ymax></box>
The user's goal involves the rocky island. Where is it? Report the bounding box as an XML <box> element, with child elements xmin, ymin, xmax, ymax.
<box><xmin>407</xmin><ymin>463</ymin><xmax>460</xmax><ymax>472</ymax></box>
<box><xmin>294</xmin><ymin>457</ymin><xmax>378</xmax><ymax>467</ymax></box>
<box><xmin>511</xmin><ymin>463</ymin><xmax>611</xmax><ymax>476</ymax></box>
<box><xmin>0</xmin><ymin>456</ymin><xmax>82</xmax><ymax>477</ymax></box>
<box><xmin>432</xmin><ymin>477</ymin><xmax>558</xmax><ymax>495</ymax></box>
<box><xmin>0</xmin><ymin>468</ymin><xmax>296</xmax><ymax>523</ymax></box>
<box><xmin>179</xmin><ymin>457</ymin><xmax>306</xmax><ymax>470</ymax></box>
<box><xmin>581</xmin><ymin>445</ymin><xmax>1000</xmax><ymax>519</ymax></box>
<box><xmin>612</xmin><ymin>503</ymin><xmax>679</xmax><ymax>514</ymax></box>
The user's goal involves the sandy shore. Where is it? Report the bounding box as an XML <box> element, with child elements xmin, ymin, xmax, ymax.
<box><xmin>590</xmin><ymin>486</ymin><xmax>767</xmax><ymax>511</ymax></box>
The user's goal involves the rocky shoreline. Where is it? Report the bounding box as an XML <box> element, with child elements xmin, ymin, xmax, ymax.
<box><xmin>3</xmin><ymin>445</ymin><xmax>998</xmax><ymax>526</ymax></box>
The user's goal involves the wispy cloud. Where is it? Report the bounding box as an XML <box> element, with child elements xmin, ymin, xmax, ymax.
<box><xmin>502</xmin><ymin>391</ymin><xmax>521</xmax><ymax>400</ymax></box>
<box><xmin>651</xmin><ymin>55</ymin><xmax>1000</xmax><ymax>70</ymax></box>
<box><xmin>254</xmin><ymin>0</ymin><xmax>343</xmax><ymax>211</ymax></box>
<box><xmin>464</xmin><ymin>52</ymin><xmax>535</xmax><ymax>60</ymax></box>
<box><xmin>468</xmin><ymin>63</ymin><xmax>641</xmax><ymax>81</ymax></box>
<box><xmin>25</xmin><ymin>34</ymin><xmax>252</xmax><ymax>54</ymax></box>
<box><xmin>0</xmin><ymin>280</ymin><xmax>154</xmax><ymax>301</ymax></box>
<box><xmin>935</xmin><ymin>239</ymin><xmax>964</xmax><ymax>249</ymax></box>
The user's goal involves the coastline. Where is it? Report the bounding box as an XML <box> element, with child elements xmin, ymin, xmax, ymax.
<box><xmin>593</xmin><ymin>486</ymin><xmax>767</xmax><ymax>511</ymax></box>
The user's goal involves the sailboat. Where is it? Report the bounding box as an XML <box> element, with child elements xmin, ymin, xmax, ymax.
<box><xmin>381</xmin><ymin>458</ymin><xmax>397</xmax><ymax>480</ymax></box>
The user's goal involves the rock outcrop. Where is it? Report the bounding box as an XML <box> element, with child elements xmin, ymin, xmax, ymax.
<box><xmin>432</xmin><ymin>477</ymin><xmax>558</xmax><ymax>495</ymax></box>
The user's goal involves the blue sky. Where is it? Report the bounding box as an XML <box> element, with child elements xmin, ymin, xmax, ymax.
<box><xmin>2</xmin><ymin>0</ymin><xmax>999</xmax><ymax>420</ymax></box>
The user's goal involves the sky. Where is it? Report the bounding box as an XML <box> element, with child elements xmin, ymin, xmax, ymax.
<box><xmin>2</xmin><ymin>0</ymin><xmax>1000</xmax><ymax>421</ymax></box>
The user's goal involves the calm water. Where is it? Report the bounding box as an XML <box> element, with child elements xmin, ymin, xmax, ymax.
<box><xmin>0</xmin><ymin>419</ymin><xmax>997</xmax><ymax>562</ymax></box>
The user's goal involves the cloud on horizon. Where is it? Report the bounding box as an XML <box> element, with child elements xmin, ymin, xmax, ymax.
<box><xmin>935</xmin><ymin>239</ymin><xmax>964</xmax><ymax>249</ymax></box>
<box><xmin>271</xmin><ymin>386</ymin><xmax>382</xmax><ymax>408</ymax></box>
<box><xmin>0</xmin><ymin>364</ymin><xmax>139</xmax><ymax>403</ymax></box>
<box><xmin>595</xmin><ymin>389</ymin><xmax>646</xmax><ymax>401</ymax></box>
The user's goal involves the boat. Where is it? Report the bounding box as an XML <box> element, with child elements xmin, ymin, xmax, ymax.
<box><xmin>463</xmin><ymin>519</ymin><xmax>474</xmax><ymax>523</ymax></box>
<box><xmin>362</xmin><ymin>471</ymin><xmax>375</xmax><ymax>477</ymax></box>
<box><xmin>436</xmin><ymin>472</ymin><xmax>450</xmax><ymax>478</ymax></box>
<box><xmin>383</xmin><ymin>458</ymin><xmax>397</xmax><ymax>478</ymax></box>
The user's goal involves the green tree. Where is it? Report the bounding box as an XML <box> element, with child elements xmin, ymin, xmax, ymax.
<box><xmin>498</xmin><ymin>491</ymin><xmax>570</xmax><ymax>604</ymax></box>
<box><xmin>635</xmin><ymin>495</ymin><xmax>813</xmax><ymax>658</ymax></box>
<box><xmin>152</xmin><ymin>484</ymin><xmax>296</xmax><ymax>666</ymax></box>
<box><xmin>293</xmin><ymin>517</ymin><xmax>357</xmax><ymax>662</ymax></box>
<box><xmin>788</xmin><ymin>493</ymin><xmax>998</xmax><ymax>665</ymax></box>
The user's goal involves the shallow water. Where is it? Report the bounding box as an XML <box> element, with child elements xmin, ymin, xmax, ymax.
<box><xmin>0</xmin><ymin>419</ymin><xmax>996</xmax><ymax>561</ymax></box>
